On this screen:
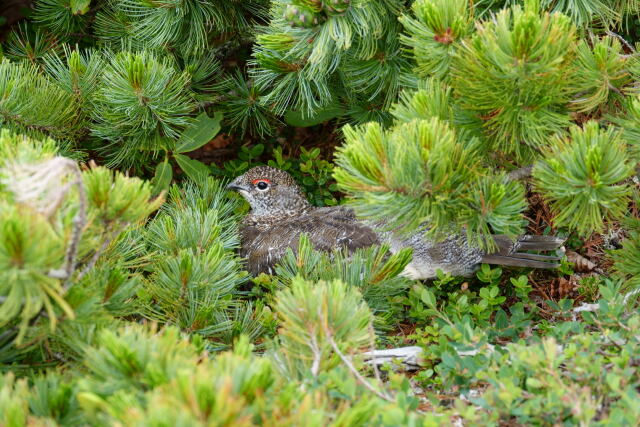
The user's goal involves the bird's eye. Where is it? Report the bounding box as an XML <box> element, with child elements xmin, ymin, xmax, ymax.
<box><xmin>253</xmin><ymin>179</ymin><xmax>270</xmax><ymax>191</ymax></box>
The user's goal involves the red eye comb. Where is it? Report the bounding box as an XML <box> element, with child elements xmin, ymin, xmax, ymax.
<box><xmin>252</xmin><ymin>178</ymin><xmax>271</xmax><ymax>185</ymax></box>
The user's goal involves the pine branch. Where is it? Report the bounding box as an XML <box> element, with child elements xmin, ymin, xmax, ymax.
<box><xmin>323</xmin><ymin>316</ymin><xmax>394</xmax><ymax>402</ymax></box>
<box><xmin>334</xmin><ymin>117</ymin><xmax>527</xmax><ymax>249</ymax></box>
<box><xmin>400</xmin><ymin>0</ymin><xmax>472</xmax><ymax>79</ymax></box>
<box><xmin>75</xmin><ymin>223</ymin><xmax>128</xmax><ymax>283</ymax></box>
<box><xmin>451</xmin><ymin>1</ymin><xmax>577</xmax><ymax>161</ymax></box>
<box><xmin>62</xmin><ymin>161</ymin><xmax>87</xmax><ymax>287</ymax></box>
<box><xmin>533</xmin><ymin>121</ymin><xmax>634</xmax><ymax>235</ymax></box>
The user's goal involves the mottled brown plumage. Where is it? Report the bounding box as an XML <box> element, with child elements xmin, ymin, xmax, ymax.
<box><xmin>227</xmin><ymin>166</ymin><xmax>565</xmax><ymax>278</ymax></box>
<box><xmin>239</xmin><ymin>205</ymin><xmax>379</xmax><ymax>275</ymax></box>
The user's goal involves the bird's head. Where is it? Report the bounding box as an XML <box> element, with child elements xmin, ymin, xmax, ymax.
<box><xmin>226</xmin><ymin>166</ymin><xmax>311</xmax><ymax>217</ymax></box>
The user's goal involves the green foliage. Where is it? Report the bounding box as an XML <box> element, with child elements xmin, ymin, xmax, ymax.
<box><xmin>43</xmin><ymin>46</ymin><xmax>103</xmax><ymax>115</ymax></box>
<box><xmin>3</xmin><ymin>23</ymin><xmax>62</xmax><ymax>64</ymax></box>
<box><xmin>215</xmin><ymin>71</ymin><xmax>276</xmax><ymax>138</ymax></box>
<box><xmin>0</xmin><ymin>306</ymin><xmax>428</xmax><ymax>425</ymax></box>
<box><xmin>460</xmin><ymin>281</ymin><xmax>640</xmax><ymax>425</ymax></box>
<box><xmin>399</xmin><ymin>265</ymin><xmax>523</xmax><ymax>335</ymax></box>
<box><xmin>0</xmin><ymin>128</ymin><xmax>59</xmax><ymax>180</ymax></box>
<box><xmin>0</xmin><ymin>0</ymin><xmax>272</xmax><ymax>183</ymax></box>
<box><xmin>267</xmin><ymin>234</ymin><xmax>412</xmax><ymax>323</ymax></box>
<box><xmin>476</xmin><ymin>0</ymin><xmax>640</xmax><ymax>28</ymax></box>
<box><xmin>570</xmin><ymin>36</ymin><xmax>632</xmax><ymax>113</ymax></box>
<box><xmin>608</xmin><ymin>94</ymin><xmax>640</xmax><ymax>160</ymax></box>
<box><xmin>0</xmin><ymin>204</ymin><xmax>70</xmax><ymax>343</ymax></box>
<box><xmin>0</xmin><ymin>130</ymin><xmax>162</xmax><ymax>361</ymax></box>
<box><xmin>533</xmin><ymin>121</ymin><xmax>634</xmax><ymax>234</ymax></box>
<box><xmin>252</xmin><ymin>0</ymin><xmax>408</xmax><ymax>121</ymax></box>
<box><xmin>81</xmin><ymin>324</ymin><xmax>203</xmax><ymax>398</ymax></box>
<box><xmin>145</xmin><ymin>178</ymin><xmax>241</xmax><ymax>253</ymax></box>
<box><xmin>0</xmin><ymin>58</ymin><xmax>83</xmax><ymax>142</ymax></box>
<box><xmin>390</xmin><ymin>79</ymin><xmax>454</xmax><ymax>124</ymax></box>
<box><xmin>34</xmin><ymin>0</ymin><xmax>90</xmax><ymax>36</ymax></box>
<box><xmin>138</xmin><ymin>177</ymin><xmax>272</xmax><ymax>351</ymax></box>
<box><xmin>400</xmin><ymin>0</ymin><xmax>473</xmax><ymax>79</ymax></box>
<box><xmin>334</xmin><ymin>117</ymin><xmax>527</xmax><ymax>249</ymax></box>
<box><xmin>4</xmin><ymin>0</ymin><xmax>640</xmax><ymax>424</ymax></box>
<box><xmin>398</xmin><ymin>0</ymin><xmax>640</xmax><ymax>166</ymax></box>
<box><xmin>273</xmin><ymin>277</ymin><xmax>373</xmax><ymax>376</ymax></box>
<box><xmin>175</xmin><ymin>112</ymin><xmax>223</xmax><ymax>154</ymax></box>
<box><xmin>394</xmin><ymin>270</ymin><xmax>640</xmax><ymax>424</ymax></box>
<box><xmin>270</xmin><ymin>146</ymin><xmax>339</xmax><ymax>206</ymax></box>
<box><xmin>91</xmin><ymin>50</ymin><xmax>195</xmax><ymax>167</ymax></box>
<box><xmin>611</xmin><ymin>230</ymin><xmax>640</xmax><ymax>286</ymax></box>
<box><xmin>0</xmin><ymin>373</ymin><xmax>30</xmax><ymax>426</ymax></box>
<box><xmin>84</xmin><ymin>165</ymin><xmax>163</xmax><ymax>225</ymax></box>
<box><xmin>452</xmin><ymin>1</ymin><xmax>577</xmax><ymax>160</ymax></box>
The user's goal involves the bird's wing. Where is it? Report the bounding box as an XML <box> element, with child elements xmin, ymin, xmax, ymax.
<box><xmin>241</xmin><ymin>207</ymin><xmax>379</xmax><ymax>275</ymax></box>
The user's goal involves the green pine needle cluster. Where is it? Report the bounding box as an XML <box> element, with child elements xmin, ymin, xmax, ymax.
<box><xmin>334</xmin><ymin>113</ymin><xmax>527</xmax><ymax>250</ymax></box>
<box><xmin>451</xmin><ymin>1</ymin><xmax>576</xmax><ymax>160</ymax></box>
<box><xmin>570</xmin><ymin>36</ymin><xmax>633</xmax><ymax>113</ymax></box>
<box><xmin>138</xmin><ymin>178</ymin><xmax>263</xmax><ymax>350</ymax></box>
<box><xmin>533</xmin><ymin>121</ymin><xmax>634</xmax><ymax>234</ymax></box>
<box><xmin>269</xmin><ymin>234</ymin><xmax>413</xmax><ymax>323</ymax></box>
<box><xmin>91</xmin><ymin>50</ymin><xmax>196</xmax><ymax>168</ymax></box>
<box><xmin>608</xmin><ymin>94</ymin><xmax>640</xmax><ymax>160</ymax></box>
<box><xmin>0</xmin><ymin>0</ymin><xmax>273</xmax><ymax>177</ymax></box>
<box><xmin>273</xmin><ymin>277</ymin><xmax>373</xmax><ymax>376</ymax></box>
<box><xmin>611</xmin><ymin>231</ymin><xmax>640</xmax><ymax>286</ymax></box>
<box><xmin>329</xmin><ymin>0</ymin><xmax>640</xmax><ymax>239</ymax></box>
<box><xmin>252</xmin><ymin>0</ymin><xmax>409</xmax><ymax>121</ymax></box>
<box><xmin>0</xmin><ymin>276</ymin><xmax>429</xmax><ymax>425</ymax></box>
<box><xmin>476</xmin><ymin>0</ymin><xmax>640</xmax><ymax>28</ymax></box>
<box><xmin>0</xmin><ymin>130</ymin><xmax>163</xmax><ymax>351</ymax></box>
<box><xmin>0</xmin><ymin>58</ymin><xmax>83</xmax><ymax>142</ymax></box>
<box><xmin>400</xmin><ymin>0</ymin><xmax>473</xmax><ymax>79</ymax></box>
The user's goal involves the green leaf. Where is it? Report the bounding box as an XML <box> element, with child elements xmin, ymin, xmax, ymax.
<box><xmin>420</xmin><ymin>288</ymin><xmax>437</xmax><ymax>308</ymax></box>
<box><xmin>70</xmin><ymin>0</ymin><xmax>91</xmax><ymax>14</ymax></box>
<box><xmin>151</xmin><ymin>160</ymin><xmax>173</xmax><ymax>195</ymax></box>
<box><xmin>174</xmin><ymin>154</ymin><xmax>210</xmax><ymax>182</ymax></box>
<box><xmin>251</xmin><ymin>144</ymin><xmax>265</xmax><ymax>157</ymax></box>
<box><xmin>175</xmin><ymin>112</ymin><xmax>223</xmax><ymax>153</ymax></box>
<box><xmin>526</xmin><ymin>378</ymin><xmax>543</xmax><ymax>389</ymax></box>
<box><xmin>490</xmin><ymin>286</ymin><xmax>498</xmax><ymax>298</ymax></box>
<box><xmin>495</xmin><ymin>309</ymin><xmax>508</xmax><ymax>329</ymax></box>
<box><xmin>284</xmin><ymin>104</ymin><xmax>345</xmax><ymax>127</ymax></box>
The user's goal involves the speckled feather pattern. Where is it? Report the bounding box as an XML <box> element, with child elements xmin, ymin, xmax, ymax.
<box><xmin>375</xmin><ymin>226</ymin><xmax>484</xmax><ymax>279</ymax></box>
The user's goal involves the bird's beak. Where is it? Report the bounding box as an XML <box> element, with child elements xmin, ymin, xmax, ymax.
<box><xmin>225</xmin><ymin>179</ymin><xmax>247</xmax><ymax>192</ymax></box>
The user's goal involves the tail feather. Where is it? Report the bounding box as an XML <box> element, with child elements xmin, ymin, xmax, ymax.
<box><xmin>480</xmin><ymin>255</ymin><xmax>561</xmax><ymax>269</ymax></box>
<box><xmin>481</xmin><ymin>235</ymin><xmax>565</xmax><ymax>269</ymax></box>
<box><xmin>516</xmin><ymin>235</ymin><xmax>566</xmax><ymax>251</ymax></box>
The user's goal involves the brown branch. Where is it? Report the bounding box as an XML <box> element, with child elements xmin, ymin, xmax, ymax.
<box><xmin>320</xmin><ymin>311</ymin><xmax>393</xmax><ymax>402</ymax></box>
<box><xmin>309</xmin><ymin>332</ymin><xmax>321</xmax><ymax>378</ymax></box>
<box><xmin>368</xmin><ymin>324</ymin><xmax>384</xmax><ymax>387</ymax></box>
<box><xmin>76</xmin><ymin>223</ymin><xmax>128</xmax><ymax>282</ymax></box>
<box><xmin>606</xmin><ymin>31</ymin><xmax>635</xmax><ymax>54</ymax></box>
<box><xmin>62</xmin><ymin>163</ymin><xmax>88</xmax><ymax>289</ymax></box>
